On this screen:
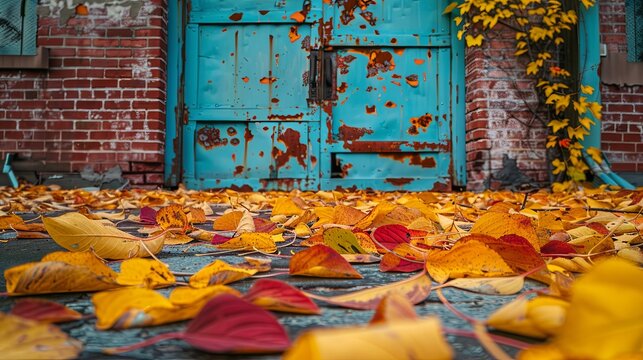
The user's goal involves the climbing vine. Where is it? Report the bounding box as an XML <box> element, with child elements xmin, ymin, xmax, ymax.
<box><xmin>446</xmin><ymin>0</ymin><xmax>603</xmax><ymax>191</ymax></box>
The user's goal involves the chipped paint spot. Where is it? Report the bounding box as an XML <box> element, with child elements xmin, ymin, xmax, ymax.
<box><xmin>229</xmin><ymin>13</ymin><xmax>243</xmax><ymax>21</ymax></box>
<box><xmin>366</xmin><ymin>50</ymin><xmax>395</xmax><ymax>78</ymax></box>
<box><xmin>394</xmin><ymin>49</ymin><xmax>404</xmax><ymax>56</ymax></box>
<box><xmin>365</xmin><ymin>105</ymin><xmax>376</xmax><ymax>114</ymax></box>
<box><xmin>259</xmin><ymin>151</ymin><xmax>265</xmax><ymax>157</ymax></box>
<box><xmin>230</xmin><ymin>138</ymin><xmax>240</xmax><ymax>146</ymax></box>
<box><xmin>197</xmin><ymin>127</ymin><xmax>227</xmax><ymax>150</ymax></box>
<box><xmin>289</xmin><ymin>26</ymin><xmax>301</xmax><ymax>43</ymax></box>
<box><xmin>338</xmin><ymin>0</ymin><xmax>376</xmax><ymax>25</ymax></box>
<box><xmin>227</xmin><ymin>127</ymin><xmax>237</xmax><ymax>136</ymax></box>
<box><xmin>259</xmin><ymin>10</ymin><xmax>270</xmax><ymax>15</ymax></box>
<box><xmin>234</xmin><ymin>165</ymin><xmax>244</xmax><ymax>176</ymax></box>
<box><xmin>311</xmin><ymin>155</ymin><xmax>317</xmax><ymax>168</ymax></box>
<box><xmin>408</xmin><ymin>113</ymin><xmax>433</xmax><ymax>135</ymax></box>
<box><xmin>405</xmin><ymin>74</ymin><xmax>419</xmax><ymax>87</ymax></box>
<box><xmin>272</xmin><ymin>128</ymin><xmax>307</xmax><ymax>169</ymax></box>
<box><xmin>391</xmin><ymin>38</ymin><xmax>398</xmax><ymax>44</ymax></box>
<box><xmin>338</xmin><ymin>124</ymin><xmax>373</xmax><ymax>141</ymax></box>
<box><xmin>337</xmin><ymin>82</ymin><xmax>348</xmax><ymax>93</ymax></box>
<box><xmin>391</xmin><ymin>81</ymin><xmax>401</xmax><ymax>86</ymax></box>
<box><xmin>340</xmin><ymin>163</ymin><xmax>352</xmax><ymax>178</ymax></box>
<box><xmin>414</xmin><ymin>59</ymin><xmax>425</xmax><ymax>65</ymax></box>
<box><xmin>271</xmin><ymin>98</ymin><xmax>280</xmax><ymax>104</ymax></box>
<box><xmin>300</xmin><ymin>35</ymin><xmax>311</xmax><ymax>50</ymax></box>
<box><xmin>260</xmin><ymin>77</ymin><xmax>277</xmax><ymax>84</ymax></box>
<box><xmin>337</xmin><ymin>55</ymin><xmax>357</xmax><ymax>75</ymax></box>
<box><xmin>379</xmin><ymin>153</ymin><xmax>437</xmax><ymax>168</ymax></box>
<box><xmin>291</xmin><ymin>0</ymin><xmax>311</xmax><ymax>23</ymax></box>
<box><xmin>385</xmin><ymin>178</ymin><xmax>414</xmax><ymax>186</ymax></box>
<box><xmin>242</xmin><ymin>77</ymin><xmax>249</xmax><ymax>83</ymax></box>
<box><xmin>360</xmin><ymin>11</ymin><xmax>376</xmax><ymax>26</ymax></box>
<box><xmin>267</xmin><ymin>113</ymin><xmax>304</xmax><ymax>121</ymax></box>
<box><xmin>385</xmin><ymin>101</ymin><xmax>397</xmax><ymax>108</ymax></box>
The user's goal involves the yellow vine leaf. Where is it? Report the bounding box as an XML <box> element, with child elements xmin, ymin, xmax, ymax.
<box><xmin>547</xmin><ymin>119</ymin><xmax>569</xmax><ymax>133</ymax></box>
<box><xmin>43</xmin><ymin>212</ymin><xmax>165</xmax><ymax>260</ymax></box>
<box><xmin>552</xmin><ymin>159</ymin><xmax>566</xmax><ymax>175</ymax></box>
<box><xmin>580</xmin><ymin>84</ymin><xmax>594</xmax><ymax>95</ymax></box>
<box><xmin>284</xmin><ymin>317</ymin><xmax>453</xmax><ymax>360</ymax></box>
<box><xmin>443</xmin><ymin>1</ymin><xmax>458</xmax><ymax>14</ymax></box>
<box><xmin>586</xmin><ymin>147</ymin><xmax>602</xmax><ymax>164</ymax></box>
<box><xmin>465</xmin><ymin>34</ymin><xmax>484</xmax><ymax>47</ymax></box>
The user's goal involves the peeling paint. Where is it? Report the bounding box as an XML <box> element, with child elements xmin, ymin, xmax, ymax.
<box><xmin>405</xmin><ymin>74</ymin><xmax>419</xmax><ymax>87</ymax></box>
<box><xmin>379</xmin><ymin>153</ymin><xmax>437</xmax><ymax>168</ymax></box>
<box><xmin>272</xmin><ymin>128</ymin><xmax>307</xmax><ymax>169</ymax></box>
<box><xmin>408</xmin><ymin>113</ymin><xmax>433</xmax><ymax>135</ymax></box>
<box><xmin>197</xmin><ymin>127</ymin><xmax>228</xmax><ymax>150</ymax></box>
<box><xmin>338</xmin><ymin>0</ymin><xmax>376</xmax><ymax>25</ymax></box>
<box><xmin>385</xmin><ymin>178</ymin><xmax>414</xmax><ymax>186</ymax></box>
<box><xmin>337</xmin><ymin>124</ymin><xmax>373</xmax><ymax>141</ymax></box>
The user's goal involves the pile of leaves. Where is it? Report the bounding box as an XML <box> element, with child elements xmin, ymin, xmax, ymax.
<box><xmin>0</xmin><ymin>185</ymin><xmax>642</xmax><ymax>359</ymax></box>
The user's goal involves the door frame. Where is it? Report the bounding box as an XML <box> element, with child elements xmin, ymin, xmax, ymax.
<box><xmin>165</xmin><ymin>0</ymin><xmax>466</xmax><ymax>190</ymax></box>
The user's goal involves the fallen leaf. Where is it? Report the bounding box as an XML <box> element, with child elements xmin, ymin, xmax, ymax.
<box><xmin>323</xmin><ymin>227</ymin><xmax>368</xmax><ymax>254</ymax></box>
<box><xmin>332</xmin><ymin>205</ymin><xmax>367</xmax><ymax>226</ymax></box>
<box><xmin>487</xmin><ymin>295</ymin><xmax>569</xmax><ymax>339</ymax></box>
<box><xmin>379</xmin><ymin>243</ymin><xmax>425</xmax><ymax>273</ymax></box>
<box><xmin>10</xmin><ymin>298</ymin><xmax>83</xmax><ymax>323</ymax></box>
<box><xmin>520</xmin><ymin>258</ymin><xmax>643</xmax><ymax>359</ymax></box>
<box><xmin>213</xmin><ymin>210</ymin><xmax>255</xmax><ymax>233</ymax></box>
<box><xmin>540</xmin><ymin>240</ymin><xmax>577</xmax><ymax>258</ymax></box>
<box><xmin>156</xmin><ymin>204</ymin><xmax>189</xmax><ymax>230</ymax></box>
<box><xmin>471</xmin><ymin>212</ymin><xmax>540</xmax><ymax>251</ymax></box>
<box><xmin>217</xmin><ymin>232</ymin><xmax>277</xmax><ymax>253</ymax></box>
<box><xmin>93</xmin><ymin>287</ymin><xmax>177</xmax><ymax>329</ymax></box>
<box><xmin>341</xmin><ymin>253</ymin><xmax>381</xmax><ymax>263</ymax></box>
<box><xmin>186</xmin><ymin>207</ymin><xmax>206</xmax><ymax>223</ymax></box>
<box><xmin>168</xmin><ymin>285</ymin><xmax>242</xmax><ymax>306</ymax></box>
<box><xmin>283</xmin><ymin>317</ymin><xmax>452</xmax><ymax>360</ymax></box>
<box><xmin>369</xmin><ymin>293</ymin><xmax>418</xmax><ymax>324</ymax></box>
<box><xmin>308</xmin><ymin>271</ymin><xmax>431</xmax><ymax>310</ymax></box>
<box><xmin>244</xmin><ymin>279</ymin><xmax>320</xmax><ymax>314</ymax></box>
<box><xmin>43</xmin><ymin>212</ymin><xmax>165</xmax><ymax>260</ymax></box>
<box><xmin>116</xmin><ymin>258</ymin><xmax>176</xmax><ymax>288</ymax></box>
<box><xmin>0</xmin><ymin>313</ymin><xmax>82</xmax><ymax>359</ymax></box>
<box><xmin>0</xmin><ymin>214</ymin><xmax>24</xmax><ymax>230</ymax></box>
<box><xmin>460</xmin><ymin>234</ymin><xmax>545</xmax><ymax>273</ymax></box>
<box><xmin>426</xmin><ymin>240</ymin><xmax>515</xmax><ymax>283</ymax></box>
<box><xmin>289</xmin><ymin>245</ymin><xmax>362</xmax><ymax>279</ymax></box>
<box><xmin>272</xmin><ymin>198</ymin><xmax>305</xmax><ymax>216</ymax></box>
<box><xmin>444</xmin><ymin>276</ymin><xmax>525</xmax><ymax>295</ymax></box>
<box><xmin>139</xmin><ymin>206</ymin><xmax>157</xmax><ymax>225</ymax></box>
<box><xmin>104</xmin><ymin>295</ymin><xmax>290</xmax><ymax>354</ymax></box>
<box><xmin>190</xmin><ymin>260</ymin><xmax>257</xmax><ymax>287</ymax></box>
<box><xmin>372</xmin><ymin>224</ymin><xmax>411</xmax><ymax>251</ymax></box>
<box><xmin>4</xmin><ymin>251</ymin><xmax>118</xmax><ymax>295</ymax></box>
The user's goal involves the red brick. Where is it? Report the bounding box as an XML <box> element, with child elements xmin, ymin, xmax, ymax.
<box><xmin>145</xmin><ymin>173</ymin><xmax>165</xmax><ymax>184</ymax></box>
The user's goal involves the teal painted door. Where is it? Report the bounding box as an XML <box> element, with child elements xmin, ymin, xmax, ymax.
<box><xmin>181</xmin><ymin>0</ymin><xmax>458</xmax><ymax>190</ymax></box>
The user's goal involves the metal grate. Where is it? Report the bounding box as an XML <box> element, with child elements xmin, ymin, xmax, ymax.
<box><xmin>0</xmin><ymin>0</ymin><xmax>36</xmax><ymax>56</ymax></box>
<box><xmin>626</xmin><ymin>0</ymin><xmax>643</xmax><ymax>62</ymax></box>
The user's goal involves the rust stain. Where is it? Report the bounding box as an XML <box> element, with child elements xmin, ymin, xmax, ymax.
<box><xmin>272</xmin><ymin>128</ymin><xmax>307</xmax><ymax>169</ymax></box>
<box><xmin>340</xmin><ymin>163</ymin><xmax>352</xmax><ymax>178</ymax></box>
<box><xmin>391</xmin><ymin>38</ymin><xmax>398</xmax><ymax>44</ymax></box>
<box><xmin>406</xmin><ymin>74</ymin><xmax>419</xmax><ymax>87</ymax></box>
<box><xmin>232</xmin><ymin>154</ymin><xmax>236</xmax><ymax>162</ymax></box>
<box><xmin>234</xmin><ymin>165</ymin><xmax>244</xmax><ymax>176</ymax></box>
<box><xmin>289</xmin><ymin>26</ymin><xmax>301</xmax><ymax>43</ymax></box>
<box><xmin>337</xmin><ymin>82</ymin><xmax>348</xmax><ymax>93</ymax></box>
<box><xmin>301</xmin><ymin>35</ymin><xmax>311</xmax><ymax>50</ymax></box>
<box><xmin>230</xmin><ymin>138</ymin><xmax>240</xmax><ymax>146</ymax></box>
<box><xmin>260</xmin><ymin>77</ymin><xmax>277</xmax><ymax>84</ymax></box>
<box><xmin>259</xmin><ymin>10</ymin><xmax>270</xmax><ymax>15</ymax></box>
<box><xmin>360</xmin><ymin>10</ymin><xmax>376</xmax><ymax>26</ymax></box>
<box><xmin>379</xmin><ymin>153</ymin><xmax>437</xmax><ymax>168</ymax></box>
<box><xmin>318</xmin><ymin>17</ymin><xmax>334</xmax><ymax>46</ymax></box>
<box><xmin>338</xmin><ymin>124</ymin><xmax>373</xmax><ymax>141</ymax></box>
<box><xmin>229</xmin><ymin>13</ymin><xmax>243</xmax><ymax>21</ymax></box>
<box><xmin>392</xmin><ymin>74</ymin><xmax>401</xmax><ymax>79</ymax></box>
<box><xmin>267</xmin><ymin>113</ymin><xmax>304</xmax><ymax>121</ymax></box>
<box><xmin>414</xmin><ymin>59</ymin><xmax>425</xmax><ymax>65</ymax></box>
<box><xmin>385</xmin><ymin>178</ymin><xmax>415</xmax><ymax>186</ymax></box>
<box><xmin>391</xmin><ymin>81</ymin><xmax>401</xmax><ymax>86</ymax></box>
<box><xmin>355</xmin><ymin>50</ymin><xmax>395</xmax><ymax>78</ymax></box>
<box><xmin>427</xmin><ymin>50</ymin><xmax>432</xmax><ymax>58</ymax></box>
<box><xmin>244</xmin><ymin>127</ymin><xmax>254</xmax><ymax>142</ymax></box>
<box><xmin>337</xmin><ymin>54</ymin><xmax>357</xmax><ymax>75</ymax></box>
<box><xmin>365</xmin><ymin>105</ymin><xmax>376</xmax><ymax>114</ymax></box>
<box><xmin>408</xmin><ymin>113</ymin><xmax>433</xmax><ymax>135</ymax></box>
<box><xmin>384</xmin><ymin>101</ymin><xmax>396</xmax><ymax>108</ymax></box>
<box><xmin>242</xmin><ymin>76</ymin><xmax>249</xmax><ymax>83</ymax></box>
<box><xmin>290</xmin><ymin>0</ymin><xmax>311</xmax><ymax>23</ymax></box>
<box><xmin>259</xmin><ymin>151</ymin><xmax>264</xmax><ymax>157</ymax></box>
<box><xmin>229</xmin><ymin>184</ymin><xmax>253</xmax><ymax>192</ymax></box>
<box><xmin>394</xmin><ymin>49</ymin><xmax>404</xmax><ymax>56</ymax></box>
<box><xmin>271</xmin><ymin>98</ymin><xmax>280</xmax><ymax>104</ymax></box>
<box><xmin>227</xmin><ymin>127</ymin><xmax>237</xmax><ymax>136</ymax></box>
<box><xmin>366</xmin><ymin>86</ymin><xmax>374</xmax><ymax>92</ymax></box>
<box><xmin>197</xmin><ymin>127</ymin><xmax>228</xmax><ymax>150</ymax></box>
<box><xmin>260</xmin><ymin>178</ymin><xmax>301</xmax><ymax>191</ymax></box>
<box><xmin>339</xmin><ymin>0</ymin><xmax>376</xmax><ymax>25</ymax></box>
<box><xmin>302</xmin><ymin>70</ymin><xmax>309</xmax><ymax>86</ymax></box>
<box><xmin>311</xmin><ymin>155</ymin><xmax>317</xmax><ymax>168</ymax></box>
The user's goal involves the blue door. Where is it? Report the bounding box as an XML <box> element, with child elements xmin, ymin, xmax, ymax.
<box><xmin>181</xmin><ymin>0</ymin><xmax>461</xmax><ymax>190</ymax></box>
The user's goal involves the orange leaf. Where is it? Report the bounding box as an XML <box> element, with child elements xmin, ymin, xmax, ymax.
<box><xmin>426</xmin><ymin>240</ymin><xmax>515</xmax><ymax>283</ymax></box>
<box><xmin>471</xmin><ymin>212</ymin><xmax>541</xmax><ymax>251</ymax></box>
<box><xmin>460</xmin><ymin>234</ymin><xmax>546</xmax><ymax>273</ymax></box>
<box><xmin>0</xmin><ymin>214</ymin><xmax>25</xmax><ymax>230</ymax></box>
<box><xmin>369</xmin><ymin>293</ymin><xmax>418</xmax><ymax>324</ymax></box>
<box><xmin>189</xmin><ymin>260</ymin><xmax>257</xmax><ymax>288</ymax></box>
<box><xmin>272</xmin><ymin>198</ymin><xmax>305</xmax><ymax>216</ymax></box>
<box><xmin>308</xmin><ymin>271</ymin><xmax>431</xmax><ymax>310</ymax></box>
<box><xmin>213</xmin><ymin>211</ymin><xmax>243</xmax><ymax>230</ymax></box>
<box><xmin>156</xmin><ymin>204</ymin><xmax>189</xmax><ymax>230</ymax></box>
<box><xmin>0</xmin><ymin>313</ymin><xmax>82</xmax><ymax>358</ymax></box>
<box><xmin>289</xmin><ymin>245</ymin><xmax>362</xmax><ymax>279</ymax></box>
<box><xmin>379</xmin><ymin>243</ymin><xmax>425</xmax><ymax>273</ymax></box>
<box><xmin>333</xmin><ymin>205</ymin><xmax>367</xmax><ymax>226</ymax></box>
<box><xmin>217</xmin><ymin>232</ymin><xmax>277</xmax><ymax>253</ymax></box>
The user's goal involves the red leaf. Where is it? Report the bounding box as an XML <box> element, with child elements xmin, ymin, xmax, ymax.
<box><xmin>585</xmin><ymin>222</ymin><xmax>609</xmax><ymax>235</ymax></box>
<box><xmin>372</xmin><ymin>224</ymin><xmax>410</xmax><ymax>251</ymax></box>
<box><xmin>254</xmin><ymin>218</ymin><xmax>277</xmax><ymax>233</ymax></box>
<box><xmin>244</xmin><ymin>279</ymin><xmax>320</xmax><ymax>314</ymax></box>
<box><xmin>140</xmin><ymin>206</ymin><xmax>157</xmax><ymax>225</ymax></box>
<box><xmin>541</xmin><ymin>240</ymin><xmax>577</xmax><ymax>258</ymax></box>
<box><xmin>10</xmin><ymin>298</ymin><xmax>83</xmax><ymax>323</ymax></box>
<box><xmin>183</xmin><ymin>294</ymin><xmax>290</xmax><ymax>353</ymax></box>
<box><xmin>211</xmin><ymin>234</ymin><xmax>232</xmax><ymax>244</ymax></box>
<box><xmin>379</xmin><ymin>252</ymin><xmax>424</xmax><ymax>273</ymax></box>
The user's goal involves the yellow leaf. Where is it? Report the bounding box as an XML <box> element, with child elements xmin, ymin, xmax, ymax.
<box><xmin>443</xmin><ymin>1</ymin><xmax>458</xmax><ymax>14</ymax></box>
<box><xmin>272</xmin><ymin>198</ymin><xmax>305</xmax><ymax>216</ymax></box>
<box><xmin>0</xmin><ymin>313</ymin><xmax>82</xmax><ymax>359</ymax></box>
<box><xmin>487</xmin><ymin>296</ymin><xmax>569</xmax><ymax>339</ymax></box>
<box><xmin>93</xmin><ymin>287</ymin><xmax>175</xmax><ymax>329</ymax></box>
<box><xmin>116</xmin><ymin>258</ymin><xmax>176</xmax><ymax>288</ymax></box>
<box><xmin>189</xmin><ymin>260</ymin><xmax>257</xmax><ymax>288</ymax></box>
<box><xmin>552</xmin><ymin>159</ymin><xmax>566</xmax><ymax>175</ymax></box>
<box><xmin>426</xmin><ymin>240</ymin><xmax>515</xmax><ymax>283</ymax></box>
<box><xmin>155</xmin><ymin>204</ymin><xmax>189</xmax><ymax>230</ymax></box>
<box><xmin>466</xmin><ymin>34</ymin><xmax>484</xmax><ymax>47</ymax></box>
<box><xmin>43</xmin><ymin>212</ymin><xmax>165</xmax><ymax>260</ymax></box>
<box><xmin>520</xmin><ymin>259</ymin><xmax>643</xmax><ymax>358</ymax></box>
<box><xmin>588</xmin><ymin>101</ymin><xmax>602</xmax><ymax>120</ymax></box>
<box><xmin>567</xmin><ymin>126</ymin><xmax>589</xmax><ymax>141</ymax></box>
<box><xmin>168</xmin><ymin>285</ymin><xmax>241</xmax><ymax>306</ymax></box>
<box><xmin>217</xmin><ymin>232</ymin><xmax>277</xmax><ymax>253</ymax></box>
<box><xmin>471</xmin><ymin>212</ymin><xmax>541</xmax><ymax>251</ymax></box>
<box><xmin>4</xmin><ymin>251</ymin><xmax>118</xmax><ymax>295</ymax></box>
<box><xmin>547</xmin><ymin>119</ymin><xmax>569</xmax><ymax>133</ymax></box>
<box><xmin>580</xmin><ymin>84</ymin><xmax>594</xmax><ymax>95</ymax></box>
<box><xmin>445</xmin><ymin>276</ymin><xmax>525</xmax><ymax>295</ymax></box>
<box><xmin>294</xmin><ymin>222</ymin><xmax>312</xmax><ymax>237</ymax></box>
<box><xmin>323</xmin><ymin>227</ymin><xmax>368</xmax><ymax>254</ymax></box>
<box><xmin>284</xmin><ymin>317</ymin><xmax>453</xmax><ymax>360</ymax></box>
<box><xmin>578</xmin><ymin>116</ymin><xmax>595</xmax><ymax>129</ymax></box>
<box><xmin>586</xmin><ymin>147</ymin><xmax>602</xmax><ymax>164</ymax></box>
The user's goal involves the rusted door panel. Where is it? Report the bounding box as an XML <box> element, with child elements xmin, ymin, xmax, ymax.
<box><xmin>183</xmin><ymin>1</ymin><xmax>321</xmax><ymax>190</ymax></box>
<box><xmin>320</xmin><ymin>0</ymin><xmax>453</xmax><ymax>191</ymax></box>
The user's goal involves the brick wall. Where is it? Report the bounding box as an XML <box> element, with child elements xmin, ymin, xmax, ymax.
<box><xmin>0</xmin><ymin>0</ymin><xmax>167</xmax><ymax>186</ymax></box>
<box><xmin>599</xmin><ymin>0</ymin><xmax>643</xmax><ymax>173</ymax></box>
<box><xmin>465</xmin><ymin>28</ymin><xmax>549</xmax><ymax>191</ymax></box>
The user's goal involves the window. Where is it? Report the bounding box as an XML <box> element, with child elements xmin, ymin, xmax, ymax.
<box><xmin>626</xmin><ymin>0</ymin><xmax>643</xmax><ymax>62</ymax></box>
<box><xmin>0</xmin><ymin>0</ymin><xmax>36</xmax><ymax>56</ymax></box>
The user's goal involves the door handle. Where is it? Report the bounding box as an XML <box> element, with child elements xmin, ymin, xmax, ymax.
<box><xmin>322</xmin><ymin>52</ymin><xmax>335</xmax><ymax>100</ymax></box>
<box><xmin>308</xmin><ymin>51</ymin><xmax>319</xmax><ymax>103</ymax></box>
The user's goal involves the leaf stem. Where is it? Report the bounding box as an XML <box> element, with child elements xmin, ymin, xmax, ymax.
<box><xmin>443</xmin><ymin>327</ymin><xmax>532</xmax><ymax>350</ymax></box>
<box><xmin>103</xmin><ymin>332</ymin><xmax>183</xmax><ymax>354</ymax></box>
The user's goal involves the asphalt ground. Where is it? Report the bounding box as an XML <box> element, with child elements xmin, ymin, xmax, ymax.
<box><xmin>0</xmin><ymin>210</ymin><xmax>543</xmax><ymax>359</ymax></box>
